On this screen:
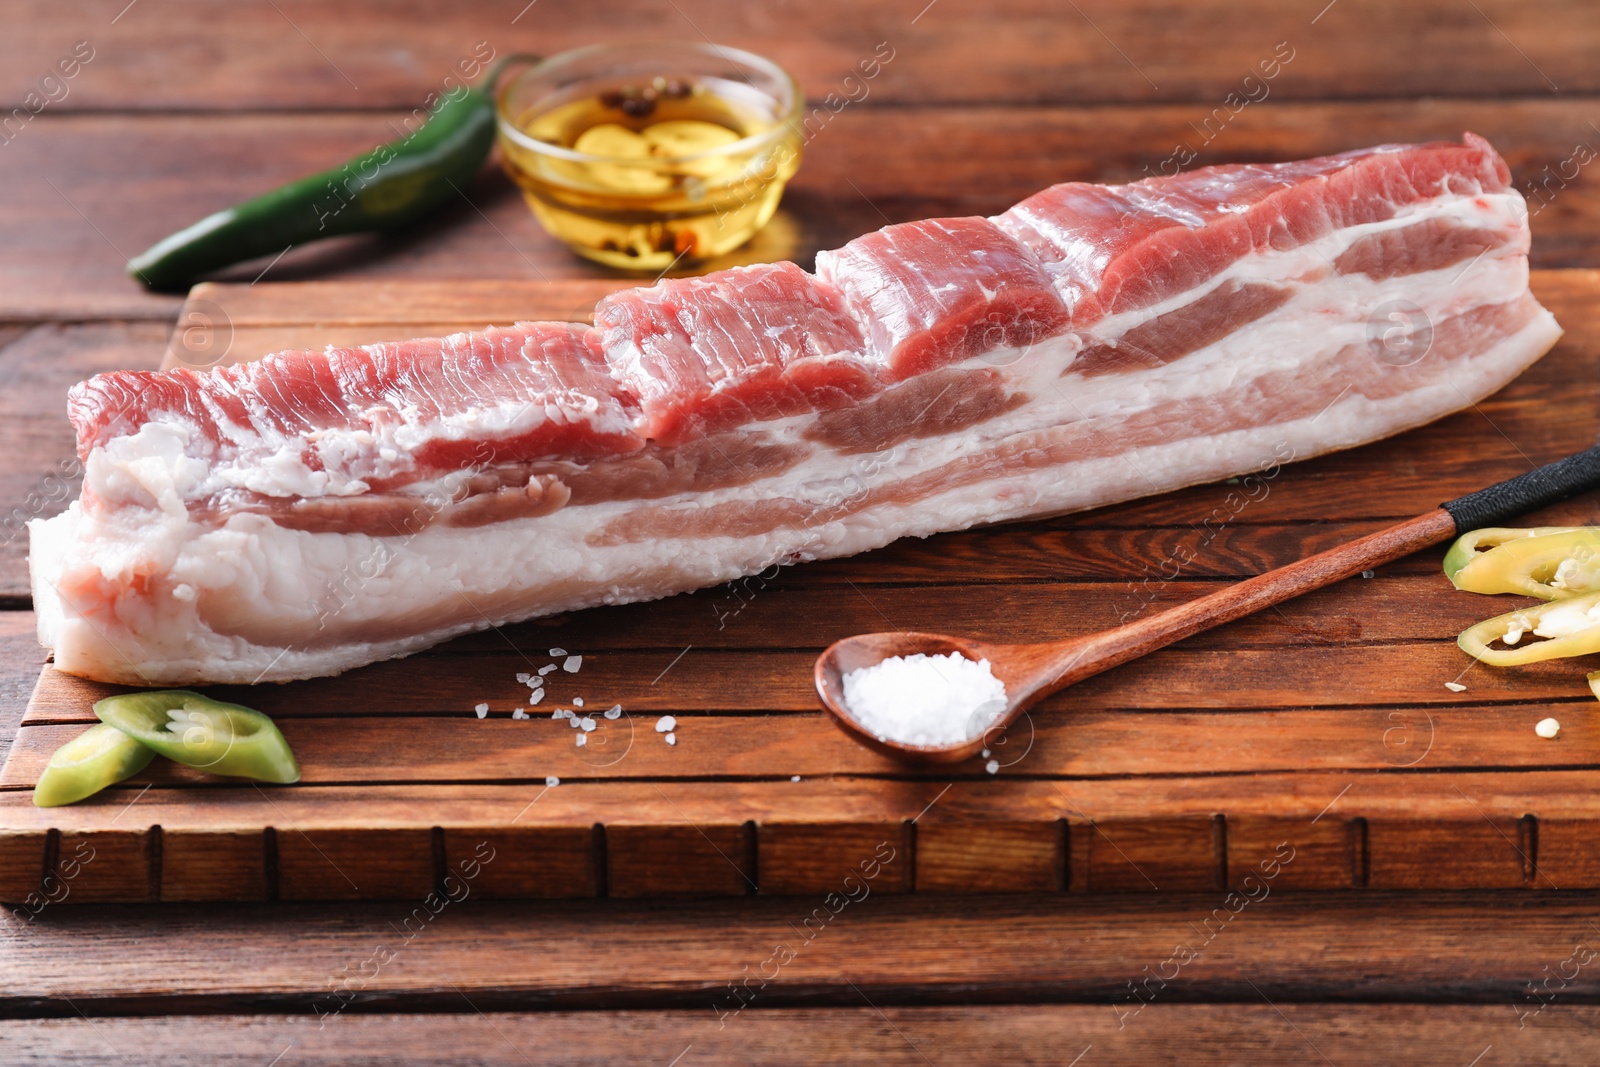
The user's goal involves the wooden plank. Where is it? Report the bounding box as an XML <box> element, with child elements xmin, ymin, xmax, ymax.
<box><xmin>275</xmin><ymin>827</ymin><xmax>435</xmax><ymax>901</ymax></box>
<box><xmin>13</xmin><ymin>699</ymin><xmax>1600</xmax><ymax>790</ymax></box>
<box><xmin>6</xmin><ymin>1003</ymin><xmax>1600</xmax><ymax>1065</ymax></box>
<box><xmin>6</xmin><ymin>890</ymin><xmax>1600</xmax><ymax>1012</ymax></box>
<box><xmin>606</xmin><ymin>823</ymin><xmax>754</xmax><ymax>898</ymax></box>
<box><xmin>10</xmin><ymin>103</ymin><xmax>1600</xmax><ymax>321</ymax></box>
<box><xmin>1367</xmin><ymin>815</ymin><xmax>1535</xmax><ymax>890</ymax></box>
<box><xmin>7</xmin><ymin>772</ymin><xmax>1600</xmax><ymax>902</ymax></box>
<box><xmin>757</xmin><ymin>821</ymin><xmax>910</xmax><ymax>896</ymax></box>
<box><xmin>443</xmin><ymin>826</ymin><xmax>597</xmax><ymax>900</ymax></box>
<box><xmin>24</xmin><ymin>642</ymin><xmax>1596</xmax><ymax>724</ymax></box>
<box><xmin>159</xmin><ymin>828</ymin><xmax>268</xmax><ymax>902</ymax></box>
<box><xmin>8</xmin><ymin>0</ymin><xmax>1596</xmax><ymax>111</ymax></box>
<box><xmin>913</xmin><ymin>818</ymin><xmax>1061</xmax><ymax>893</ymax></box>
<box><xmin>1227</xmin><ymin>815</ymin><xmax>1356</xmax><ymax>891</ymax></box>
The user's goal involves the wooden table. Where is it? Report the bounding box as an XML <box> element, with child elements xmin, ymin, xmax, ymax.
<box><xmin>7</xmin><ymin>1</ymin><xmax>1600</xmax><ymax>1062</ymax></box>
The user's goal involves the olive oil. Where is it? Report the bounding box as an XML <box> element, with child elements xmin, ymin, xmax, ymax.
<box><xmin>499</xmin><ymin>76</ymin><xmax>801</xmax><ymax>270</ymax></box>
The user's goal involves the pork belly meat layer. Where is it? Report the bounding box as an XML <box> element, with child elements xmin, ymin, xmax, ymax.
<box><xmin>32</xmin><ymin>134</ymin><xmax>1561</xmax><ymax>684</ymax></box>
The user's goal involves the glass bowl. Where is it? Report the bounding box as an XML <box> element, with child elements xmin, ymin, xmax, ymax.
<box><xmin>496</xmin><ymin>41</ymin><xmax>804</xmax><ymax>271</ymax></box>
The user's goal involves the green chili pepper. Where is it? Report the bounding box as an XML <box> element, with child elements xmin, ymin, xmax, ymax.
<box><xmin>1443</xmin><ymin>526</ymin><xmax>1600</xmax><ymax>599</ymax></box>
<box><xmin>93</xmin><ymin>690</ymin><xmax>300</xmax><ymax>783</ymax></box>
<box><xmin>127</xmin><ymin>53</ymin><xmax>540</xmax><ymax>292</ymax></box>
<box><xmin>33</xmin><ymin>722</ymin><xmax>156</xmax><ymax>808</ymax></box>
<box><xmin>1458</xmin><ymin>589</ymin><xmax>1600</xmax><ymax>666</ymax></box>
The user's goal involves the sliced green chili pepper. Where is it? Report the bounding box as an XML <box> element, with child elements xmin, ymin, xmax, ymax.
<box><xmin>1443</xmin><ymin>526</ymin><xmax>1600</xmax><ymax>599</ymax></box>
<box><xmin>127</xmin><ymin>53</ymin><xmax>539</xmax><ymax>292</ymax></box>
<box><xmin>1458</xmin><ymin>589</ymin><xmax>1600</xmax><ymax>666</ymax></box>
<box><xmin>93</xmin><ymin>690</ymin><xmax>300</xmax><ymax>783</ymax></box>
<box><xmin>33</xmin><ymin>722</ymin><xmax>156</xmax><ymax>808</ymax></box>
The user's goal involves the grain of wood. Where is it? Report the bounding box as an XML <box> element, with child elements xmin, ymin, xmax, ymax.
<box><xmin>14</xmin><ymin>701</ymin><xmax>1600</xmax><ymax>788</ymax></box>
<box><xmin>5</xmin><ymin>1003</ymin><xmax>1594</xmax><ymax>1066</ymax></box>
<box><xmin>7</xmin><ymin>0</ymin><xmax>1596</xmax><ymax>110</ymax></box>
<box><xmin>4</xmin><ymin>891</ymin><xmax>1600</xmax><ymax>1013</ymax></box>
<box><xmin>8</xmin><ymin>106</ymin><xmax>1600</xmax><ymax>320</ymax></box>
<box><xmin>6</xmin><ymin>771</ymin><xmax>1600</xmax><ymax>900</ymax></box>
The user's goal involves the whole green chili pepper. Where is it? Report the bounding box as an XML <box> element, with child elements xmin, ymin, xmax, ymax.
<box><xmin>127</xmin><ymin>53</ymin><xmax>539</xmax><ymax>292</ymax></box>
<box><xmin>1443</xmin><ymin>526</ymin><xmax>1600</xmax><ymax>599</ymax></box>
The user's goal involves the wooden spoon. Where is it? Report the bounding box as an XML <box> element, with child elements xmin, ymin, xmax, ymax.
<box><xmin>815</xmin><ymin>444</ymin><xmax>1600</xmax><ymax>765</ymax></box>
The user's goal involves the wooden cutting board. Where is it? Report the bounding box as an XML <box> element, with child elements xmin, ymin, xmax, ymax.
<box><xmin>5</xmin><ymin>271</ymin><xmax>1600</xmax><ymax>905</ymax></box>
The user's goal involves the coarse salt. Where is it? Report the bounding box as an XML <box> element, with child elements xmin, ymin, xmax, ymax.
<box><xmin>841</xmin><ymin>652</ymin><xmax>1006</xmax><ymax>746</ymax></box>
<box><xmin>1536</xmin><ymin>717</ymin><xmax>1562</xmax><ymax>739</ymax></box>
<box><xmin>563</xmin><ymin>655</ymin><xmax>583</xmax><ymax>673</ymax></box>
<box><xmin>516</xmin><ymin>673</ymin><xmax>531</xmax><ymax>684</ymax></box>
<box><xmin>550</xmin><ymin>647</ymin><xmax>567</xmax><ymax>657</ymax></box>
<box><xmin>604</xmin><ymin>704</ymin><xmax>623</xmax><ymax>720</ymax></box>
<box><xmin>1444</xmin><ymin>681</ymin><xmax>1467</xmax><ymax>693</ymax></box>
<box><xmin>529</xmin><ymin>690</ymin><xmax>545</xmax><ymax>705</ymax></box>
<box><xmin>580</xmin><ymin>717</ymin><xmax>596</xmax><ymax>732</ymax></box>
<box><xmin>545</xmin><ymin>775</ymin><xmax>560</xmax><ymax>787</ymax></box>
<box><xmin>985</xmin><ymin>759</ymin><xmax>1000</xmax><ymax>774</ymax></box>
<box><xmin>539</xmin><ymin>664</ymin><xmax>557</xmax><ymax>676</ymax></box>
<box><xmin>512</xmin><ymin>708</ymin><xmax>527</xmax><ymax>720</ymax></box>
<box><xmin>576</xmin><ymin>733</ymin><xmax>588</xmax><ymax>747</ymax></box>
<box><xmin>665</xmin><ymin>732</ymin><xmax>676</xmax><ymax>746</ymax></box>
<box><xmin>656</xmin><ymin>715</ymin><xmax>677</xmax><ymax>733</ymax></box>
<box><xmin>573</xmin><ymin>697</ymin><xmax>585</xmax><ymax>707</ymax></box>
<box><xmin>790</xmin><ymin>775</ymin><xmax>801</xmax><ymax>782</ymax></box>
<box><xmin>474</xmin><ymin>702</ymin><xmax>489</xmax><ymax>717</ymax></box>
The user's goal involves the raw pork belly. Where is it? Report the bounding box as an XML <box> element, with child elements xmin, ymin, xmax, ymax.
<box><xmin>32</xmin><ymin>134</ymin><xmax>1561</xmax><ymax>684</ymax></box>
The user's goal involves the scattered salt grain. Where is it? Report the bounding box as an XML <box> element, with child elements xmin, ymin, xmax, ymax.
<box><xmin>790</xmin><ymin>775</ymin><xmax>801</xmax><ymax>782</ymax></box>
<box><xmin>474</xmin><ymin>702</ymin><xmax>489</xmax><ymax>717</ymax></box>
<box><xmin>980</xmin><ymin>748</ymin><xmax>991</xmax><ymax>759</ymax></box>
<box><xmin>1536</xmin><ymin>717</ymin><xmax>1562</xmax><ymax>739</ymax></box>
<box><xmin>604</xmin><ymin>705</ymin><xmax>623</xmax><ymax>720</ymax></box>
<box><xmin>551</xmin><ymin>709</ymin><xmax>565</xmax><ymax>719</ymax></box>
<box><xmin>516</xmin><ymin>673</ymin><xmax>531</xmax><ymax>684</ymax></box>
<box><xmin>573</xmin><ymin>697</ymin><xmax>585</xmax><ymax>708</ymax></box>
<box><xmin>529</xmin><ymin>690</ymin><xmax>545</xmax><ymax>705</ymax></box>
<box><xmin>985</xmin><ymin>759</ymin><xmax>1000</xmax><ymax>774</ymax></box>
<box><xmin>1444</xmin><ymin>682</ymin><xmax>1467</xmax><ymax>693</ymax></box>
<box><xmin>563</xmin><ymin>655</ymin><xmax>583</xmax><ymax>673</ymax></box>
<box><xmin>841</xmin><ymin>652</ymin><xmax>1007</xmax><ymax>746</ymax></box>
<box><xmin>568</xmin><ymin>715</ymin><xmax>582</xmax><ymax>728</ymax></box>
<box><xmin>539</xmin><ymin>664</ymin><xmax>557</xmax><ymax>676</ymax></box>
<box><xmin>665</xmin><ymin>732</ymin><xmax>677</xmax><ymax>746</ymax></box>
<box><xmin>656</xmin><ymin>715</ymin><xmax>678</xmax><ymax>733</ymax></box>
<box><xmin>576</xmin><ymin>733</ymin><xmax>588</xmax><ymax>747</ymax></box>
<box><xmin>550</xmin><ymin>647</ymin><xmax>567</xmax><ymax>657</ymax></box>
<box><xmin>1360</xmin><ymin>570</ymin><xmax>1375</xmax><ymax>579</ymax></box>
<box><xmin>545</xmin><ymin>775</ymin><xmax>560</xmax><ymax>787</ymax></box>
<box><xmin>580</xmin><ymin>717</ymin><xmax>596</xmax><ymax>732</ymax></box>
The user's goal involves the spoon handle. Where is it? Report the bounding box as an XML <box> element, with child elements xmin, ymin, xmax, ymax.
<box><xmin>1031</xmin><ymin>442</ymin><xmax>1600</xmax><ymax>700</ymax></box>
